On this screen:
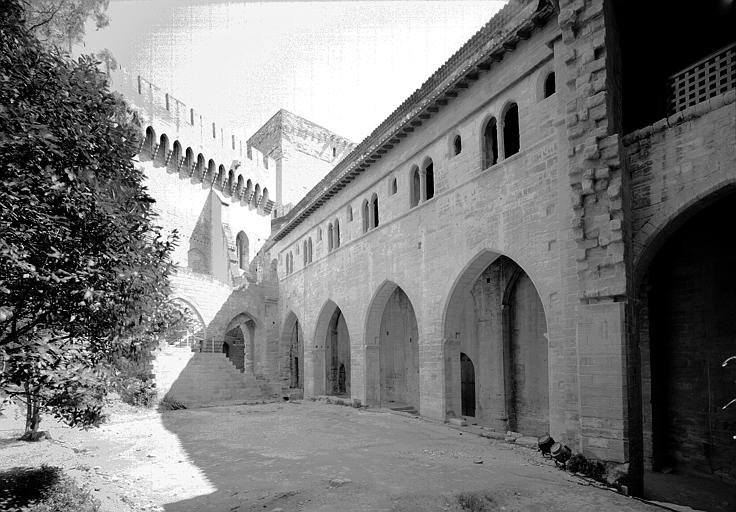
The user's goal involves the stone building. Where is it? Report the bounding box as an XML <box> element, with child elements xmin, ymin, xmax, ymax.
<box><xmin>115</xmin><ymin>0</ymin><xmax>735</xmax><ymax>497</ymax></box>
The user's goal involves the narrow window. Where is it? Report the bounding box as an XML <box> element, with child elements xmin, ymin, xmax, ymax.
<box><xmin>390</xmin><ymin>177</ymin><xmax>397</xmax><ymax>195</ymax></box>
<box><xmin>328</xmin><ymin>223</ymin><xmax>334</xmax><ymax>251</ymax></box>
<box><xmin>165</xmin><ymin>93</ymin><xmax>170</xmax><ymax>111</ymax></box>
<box><xmin>334</xmin><ymin>219</ymin><xmax>340</xmax><ymax>248</ymax></box>
<box><xmin>362</xmin><ymin>200</ymin><xmax>370</xmax><ymax>233</ymax></box>
<box><xmin>318</xmin><ymin>228</ymin><xmax>322</xmax><ymax>241</ymax></box>
<box><xmin>137</xmin><ymin>76</ymin><xmax>142</xmax><ymax>94</ymax></box>
<box><xmin>236</xmin><ymin>231</ymin><xmax>249</xmax><ymax>270</ymax></box>
<box><xmin>212</xmin><ymin>122</ymin><xmax>216</xmax><ymax>139</ymax></box>
<box><xmin>410</xmin><ymin>167</ymin><xmax>420</xmax><ymax>207</ymax></box>
<box><xmin>347</xmin><ymin>205</ymin><xmax>353</xmax><ymax>222</ymax></box>
<box><xmin>303</xmin><ymin>241</ymin><xmax>308</xmax><ymax>265</ymax></box>
<box><xmin>544</xmin><ymin>72</ymin><xmax>556</xmax><ymax>98</ymax></box>
<box><xmin>371</xmin><ymin>194</ymin><xmax>379</xmax><ymax>228</ymax></box>
<box><xmin>308</xmin><ymin>238</ymin><xmax>313</xmax><ymax>263</ymax></box>
<box><xmin>332</xmin><ymin>147</ymin><xmax>337</xmax><ymax>158</ymax></box>
<box><xmin>483</xmin><ymin>118</ymin><xmax>498</xmax><ymax>168</ymax></box>
<box><xmin>504</xmin><ymin>103</ymin><xmax>520</xmax><ymax>157</ymax></box>
<box><xmin>232</xmin><ymin>134</ymin><xmax>236</xmax><ymax>150</ymax></box>
<box><xmin>425</xmin><ymin>160</ymin><xmax>434</xmax><ymax>200</ymax></box>
<box><xmin>190</xmin><ymin>108</ymin><xmax>195</xmax><ymax>125</ymax></box>
<box><xmin>453</xmin><ymin>135</ymin><xmax>462</xmax><ymax>155</ymax></box>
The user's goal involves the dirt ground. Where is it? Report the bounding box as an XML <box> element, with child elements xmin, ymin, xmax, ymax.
<box><xmin>0</xmin><ymin>399</ymin><xmax>672</xmax><ymax>511</ymax></box>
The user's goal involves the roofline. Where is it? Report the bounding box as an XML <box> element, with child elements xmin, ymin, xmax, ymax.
<box><xmin>269</xmin><ymin>0</ymin><xmax>556</xmax><ymax>246</ymax></box>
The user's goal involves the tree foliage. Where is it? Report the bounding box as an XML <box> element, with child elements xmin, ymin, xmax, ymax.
<box><xmin>0</xmin><ymin>0</ymin><xmax>178</xmax><ymax>439</ymax></box>
<box><xmin>21</xmin><ymin>0</ymin><xmax>110</xmax><ymax>50</ymax></box>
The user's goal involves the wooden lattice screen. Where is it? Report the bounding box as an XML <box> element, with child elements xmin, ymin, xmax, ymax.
<box><xmin>668</xmin><ymin>42</ymin><xmax>735</xmax><ymax>115</ymax></box>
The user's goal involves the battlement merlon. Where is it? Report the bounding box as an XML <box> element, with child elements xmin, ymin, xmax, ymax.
<box><xmin>108</xmin><ymin>68</ymin><xmax>276</xmax><ymax>188</ymax></box>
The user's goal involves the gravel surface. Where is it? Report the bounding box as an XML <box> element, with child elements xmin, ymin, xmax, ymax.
<box><xmin>0</xmin><ymin>399</ymin><xmax>662</xmax><ymax>512</ymax></box>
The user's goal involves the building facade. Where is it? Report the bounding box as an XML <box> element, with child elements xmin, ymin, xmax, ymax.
<box><xmin>115</xmin><ymin>0</ymin><xmax>735</xmax><ymax>494</ymax></box>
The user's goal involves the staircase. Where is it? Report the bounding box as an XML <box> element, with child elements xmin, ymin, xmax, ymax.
<box><xmin>155</xmin><ymin>346</ymin><xmax>279</xmax><ymax>408</ymax></box>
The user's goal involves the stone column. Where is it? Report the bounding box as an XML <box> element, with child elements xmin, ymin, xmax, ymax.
<box><xmin>419</xmin><ymin>169</ymin><xmax>427</xmax><ymax>202</ymax></box>
<box><xmin>442</xmin><ymin>336</ymin><xmax>461</xmax><ymax>420</ymax></box>
<box><xmin>497</xmin><ymin>119</ymin><xmax>506</xmax><ymax>160</ymax></box>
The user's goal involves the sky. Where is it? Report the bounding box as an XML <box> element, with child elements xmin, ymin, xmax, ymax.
<box><xmin>80</xmin><ymin>0</ymin><xmax>507</xmax><ymax>143</ymax></box>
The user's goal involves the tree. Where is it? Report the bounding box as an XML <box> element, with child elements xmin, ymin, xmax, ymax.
<box><xmin>0</xmin><ymin>0</ymin><xmax>178</xmax><ymax>440</ymax></box>
<box><xmin>21</xmin><ymin>0</ymin><xmax>110</xmax><ymax>51</ymax></box>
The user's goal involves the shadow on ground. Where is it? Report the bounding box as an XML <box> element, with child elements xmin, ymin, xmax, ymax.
<box><xmin>155</xmin><ymin>401</ymin><xmax>664</xmax><ymax>512</ymax></box>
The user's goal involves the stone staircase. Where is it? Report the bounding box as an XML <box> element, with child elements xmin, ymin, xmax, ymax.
<box><xmin>154</xmin><ymin>346</ymin><xmax>279</xmax><ymax>408</ymax></box>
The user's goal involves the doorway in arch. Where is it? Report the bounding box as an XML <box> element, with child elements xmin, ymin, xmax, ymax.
<box><xmin>461</xmin><ymin>353</ymin><xmax>476</xmax><ymax>417</ymax></box>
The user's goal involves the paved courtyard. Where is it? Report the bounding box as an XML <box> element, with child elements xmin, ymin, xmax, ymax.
<box><xmin>1</xmin><ymin>400</ymin><xmax>663</xmax><ymax>511</ymax></box>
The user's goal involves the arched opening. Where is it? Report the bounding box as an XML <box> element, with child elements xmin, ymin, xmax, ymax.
<box><xmin>453</xmin><ymin>135</ymin><xmax>462</xmax><ymax>156</ymax></box>
<box><xmin>155</xmin><ymin>134</ymin><xmax>170</xmax><ymax>166</ymax></box>
<box><xmin>370</xmin><ymin>193</ymin><xmax>379</xmax><ymax>228</ymax></box>
<box><xmin>461</xmin><ymin>353</ymin><xmax>476</xmax><ymax>417</ymax></box>
<box><xmin>236</xmin><ymin>231</ymin><xmax>249</xmax><ymax>270</ymax></box>
<box><xmin>183</xmin><ymin>148</ymin><xmax>195</xmax><ymax>178</ymax></box>
<box><xmin>224</xmin><ymin>314</ymin><xmax>257</xmax><ymax>374</ymax></box>
<box><xmin>637</xmin><ymin>191</ymin><xmax>736</xmax><ymax>488</ymax></box>
<box><xmin>424</xmin><ymin>159</ymin><xmax>434</xmax><ymax>200</ymax></box>
<box><xmin>222</xmin><ymin>342</ymin><xmax>230</xmax><ymax>358</ymax></box>
<box><xmin>253</xmin><ymin>184</ymin><xmax>261</xmax><ymax>207</ymax></box>
<box><xmin>205</xmin><ymin>160</ymin><xmax>216</xmax><ymax>184</ymax></box>
<box><xmin>303</xmin><ymin>240</ymin><xmax>308</xmax><ymax>265</ymax></box>
<box><xmin>482</xmin><ymin>118</ymin><xmax>498</xmax><ymax>168</ymax></box>
<box><xmin>281</xmin><ymin>313</ymin><xmax>304</xmax><ymax>393</ymax></box>
<box><xmin>334</xmin><ymin>219</ymin><xmax>340</xmax><ymax>248</ymax></box>
<box><xmin>165</xmin><ymin>299</ymin><xmax>206</xmax><ymax>350</ymax></box>
<box><xmin>346</xmin><ymin>205</ymin><xmax>353</xmax><ymax>222</ymax></box>
<box><xmin>390</xmin><ymin>177</ymin><xmax>397</xmax><ymax>195</ymax></box>
<box><xmin>443</xmin><ymin>251</ymin><xmax>549</xmax><ymax>434</ymax></box>
<box><xmin>195</xmin><ymin>154</ymin><xmax>205</xmax><ymax>182</ymax></box>
<box><xmin>314</xmin><ymin>304</ymin><xmax>350</xmax><ymax>397</ymax></box>
<box><xmin>410</xmin><ymin>166</ymin><xmax>421</xmax><ymax>207</ymax></box>
<box><xmin>364</xmin><ymin>281</ymin><xmax>420</xmax><ymax>409</ymax></box>
<box><xmin>307</xmin><ymin>238</ymin><xmax>313</xmax><ymax>263</ymax></box>
<box><xmin>170</xmin><ymin>141</ymin><xmax>182</xmax><ymax>173</ymax></box>
<box><xmin>143</xmin><ymin>126</ymin><xmax>157</xmax><ymax>159</ymax></box>
<box><xmin>543</xmin><ymin>72</ymin><xmax>556</xmax><ymax>98</ymax></box>
<box><xmin>362</xmin><ymin>200</ymin><xmax>370</xmax><ymax>233</ymax></box>
<box><xmin>327</xmin><ymin>223</ymin><xmax>334</xmax><ymax>251</ymax></box>
<box><xmin>503</xmin><ymin>103</ymin><xmax>520</xmax><ymax>157</ymax></box>
<box><xmin>227</xmin><ymin>170</ymin><xmax>235</xmax><ymax>194</ymax></box>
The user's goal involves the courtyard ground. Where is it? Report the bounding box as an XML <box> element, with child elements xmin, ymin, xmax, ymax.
<box><xmin>0</xmin><ymin>400</ymin><xmax>700</xmax><ymax>511</ymax></box>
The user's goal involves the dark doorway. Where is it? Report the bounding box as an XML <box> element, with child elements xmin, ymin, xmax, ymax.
<box><xmin>222</xmin><ymin>342</ymin><xmax>229</xmax><ymax>358</ymax></box>
<box><xmin>326</xmin><ymin>309</ymin><xmax>350</xmax><ymax>395</ymax></box>
<box><xmin>460</xmin><ymin>352</ymin><xmax>476</xmax><ymax>417</ymax></box>
<box><xmin>640</xmin><ymin>193</ymin><xmax>736</xmax><ymax>483</ymax></box>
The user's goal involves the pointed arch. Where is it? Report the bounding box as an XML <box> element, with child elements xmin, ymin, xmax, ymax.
<box><xmin>362</xmin><ymin>199</ymin><xmax>370</xmax><ymax>233</ymax></box>
<box><xmin>280</xmin><ymin>311</ymin><xmax>305</xmax><ymax>392</ymax></box>
<box><xmin>236</xmin><ymin>231</ymin><xmax>249</xmax><ymax>270</ymax></box>
<box><xmin>170</xmin><ymin>140</ymin><xmax>183</xmax><ymax>172</ymax></box>
<box><xmin>312</xmin><ymin>299</ymin><xmax>351</xmax><ymax>396</ymax></box>
<box><xmin>143</xmin><ymin>126</ymin><xmax>157</xmax><ymax>159</ymax></box>
<box><xmin>502</xmin><ymin>102</ymin><xmax>520</xmax><ymax>157</ymax></box>
<box><xmin>482</xmin><ymin>116</ymin><xmax>498</xmax><ymax>168</ymax></box>
<box><xmin>364</xmin><ymin>280</ymin><xmax>420</xmax><ymax>409</ymax></box>
<box><xmin>334</xmin><ymin>219</ymin><xmax>340</xmax><ymax>248</ymax></box>
<box><xmin>155</xmin><ymin>134</ymin><xmax>170</xmax><ymax>166</ymax></box>
<box><xmin>410</xmin><ymin>165</ymin><xmax>420</xmax><ymax>207</ymax></box>
<box><xmin>183</xmin><ymin>147</ymin><xmax>195</xmax><ymax>178</ymax></box>
<box><xmin>370</xmin><ymin>193</ymin><xmax>379</xmax><ymax>228</ymax></box>
<box><xmin>422</xmin><ymin>157</ymin><xmax>434</xmax><ymax>200</ymax></box>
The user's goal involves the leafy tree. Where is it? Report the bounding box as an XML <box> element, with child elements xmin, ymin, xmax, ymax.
<box><xmin>0</xmin><ymin>0</ymin><xmax>178</xmax><ymax>440</ymax></box>
<box><xmin>21</xmin><ymin>0</ymin><xmax>110</xmax><ymax>51</ymax></box>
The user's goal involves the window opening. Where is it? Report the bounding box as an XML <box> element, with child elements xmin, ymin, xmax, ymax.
<box><xmin>504</xmin><ymin>103</ymin><xmax>520</xmax><ymax>157</ymax></box>
<box><xmin>483</xmin><ymin>118</ymin><xmax>498</xmax><ymax>168</ymax></box>
<box><xmin>453</xmin><ymin>135</ymin><xmax>462</xmax><ymax>155</ymax></box>
<box><xmin>544</xmin><ymin>72</ymin><xmax>556</xmax><ymax>98</ymax></box>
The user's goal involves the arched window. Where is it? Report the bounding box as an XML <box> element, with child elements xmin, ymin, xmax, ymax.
<box><xmin>544</xmin><ymin>72</ymin><xmax>556</xmax><ymax>98</ymax></box>
<box><xmin>334</xmin><ymin>219</ymin><xmax>340</xmax><ymax>248</ymax></box>
<box><xmin>483</xmin><ymin>117</ymin><xmax>498</xmax><ymax>168</ymax></box>
<box><xmin>328</xmin><ymin>223</ymin><xmax>334</xmax><ymax>251</ymax></box>
<box><xmin>503</xmin><ymin>103</ymin><xmax>520</xmax><ymax>157</ymax></box>
<box><xmin>424</xmin><ymin>159</ymin><xmax>434</xmax><ymax>200</ymax></box>
<box><xmin>346</xmin><ymin>205</ymin><xmax>353</xmax><ymax>222</ymax></box>
<box><xmin>362</xmin><ymin>200</ymin><xmax>370</xmax><ymax>233</ymax></box>
<box><xmin>303</xmin><ymin>240</ymin><xmax>308</xmax><ymax>265</ymax></box>
<box><xmin>236</xmin><ymin>231</ymin><xmax>249</xmax><ymax>270</ymax></box>
<box><xmin>370</xmin><ymin>193</ymin><xmax>379</xmax><ymax>228</ymax></box>
<box><xmin>308</xmin><ymin>238</ymin><xmax>313</xmax><ymax>263</ymax></box>
<box><xmin>318</xmin><ymin>228</ymin><xmax>322</xmax><ymax>241</ymax></box>
<box><xmin>453</xmin><ymin>135</ymin><xmax>462</xmax><ymax>155</ymax></box>
<box><xmin>389</xmin><ymin>177</ymin><xmax>397</xmax><ymax>195</ymax></box>
<box><xmin>410</xmin><ymin>166</ymin><xmax>420</xmax><ymax>207</ymax></box>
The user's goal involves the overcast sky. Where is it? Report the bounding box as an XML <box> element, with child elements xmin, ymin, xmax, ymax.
<box><xmin>80</xmin><ymin>0</ymin><xmax>506</xmax><ymax>142</ymax></box>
